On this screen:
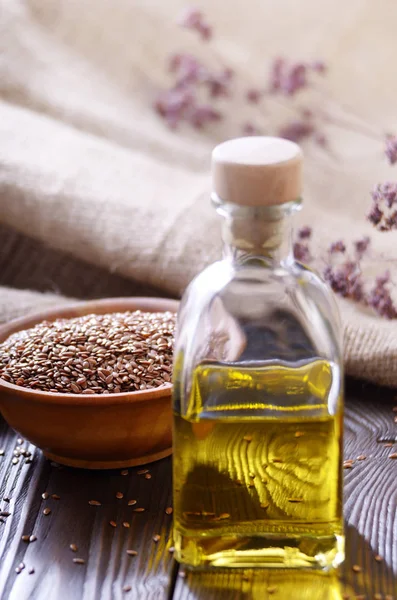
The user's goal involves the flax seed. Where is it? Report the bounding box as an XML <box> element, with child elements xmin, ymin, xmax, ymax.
<box><xmin>73</xmin><ymin>558</ymin><xmax>85</xmax><ymax>565</ymax></box>
<box><xmin>352</xmin><ymin>565</ymin><xmax>361</xmax><ymax>573</ymax></box>
<box><xmin>0</xmin><ymin>311</ymin><xmax>176</xmax><ymax>394</ymax></box>
<box><xmin>126</xmin><ymin>550</ymin><xmax>138</xmax><ymax>557</ymax></box>
<box><xmin>165</xmin><ymin>507</ymin><xmax>173</xmax><ymax>515</ymax></box>
<box><xmin>88</xmin><ymin>500</ymin><xmax>101</xmax><ymax>506</ymax></box>
<box><xmin>43</xmin><ymin>508</ymin><xmax>51</xmax><ymax>516</ymax></box>
<box><xmin>115</xmin><ymin>492</ymin><xmax>124</xmax><ymax>499</ymax></box>
<box><xmin>70</xmin><ymin>544</ymin><xmax>78</xmax><ymax>552</ymax></box>
<box><xmin>153</xmin><ymin>535</ymin><xmax>160</xmax><ymax>542</ymax></box>
<box><xmin>109</xmin><ymin>521</ymin><xmax>117</xmax><ymax>528</ymax></box>
<box><xmin>128</xmin><ymin>500</ymin><xmax>137</xmax><ymax>506</ymax></box>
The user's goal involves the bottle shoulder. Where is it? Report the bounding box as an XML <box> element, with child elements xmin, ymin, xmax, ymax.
<box><xmin>176</xmin><ymin>258</ymin><xmax>342</xmax><ymax>366</ymax></box>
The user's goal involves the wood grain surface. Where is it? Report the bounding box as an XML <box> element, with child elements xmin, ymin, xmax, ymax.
<box><xmin>0</xmin><ymin>380</ymin><xmax>395</xmax><ymax>599</ymax></box>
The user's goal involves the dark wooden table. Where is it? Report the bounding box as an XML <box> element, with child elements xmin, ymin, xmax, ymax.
<box><xmin>0</xmin><ymin>380</ymin><xmax>395</xmax><ymax>600</ymax></box>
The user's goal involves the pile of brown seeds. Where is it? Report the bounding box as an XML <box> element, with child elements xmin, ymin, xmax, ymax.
<box><xmin>0</xmin><ymin>311</ymin><xmax>176</xmax><ymax>394</ymax></box>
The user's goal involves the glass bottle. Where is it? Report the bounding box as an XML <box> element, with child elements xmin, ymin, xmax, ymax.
<box><xmin>172</xmin><ymin>137</ymin><xmax>344</xmax><ymax>570</ymax></box>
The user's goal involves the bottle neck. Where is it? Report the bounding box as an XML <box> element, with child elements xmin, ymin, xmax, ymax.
<box><xmin>212</xmin><ymin>195</ymin><xmax>301</xmax><ymax>267</ymax></box>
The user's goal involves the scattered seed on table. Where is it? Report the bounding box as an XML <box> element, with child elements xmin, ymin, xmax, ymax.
<box><xmin>126</xmin><ymin>550</ymin><xmax>138</xmax><ymax>557</ymax></box>
<box><xmin>88</xmin><ymin>500</ymin><xmax>101</xmax><ymax>506</ymax></box>
<box><xmin>260</xmin><ymin>502</ymin><xmax>270</xmax><ymax>509</ymax></box>
<box><xmin>21</xmin><ymin>535</ymin><xmax>30</xmax><ymax>542</ymax></box>
<box><xmin>267</xmin><ymin>587</ymin><xmax>277</xmax><ymax>595</ymax></box>
<box><xmin>12</xmin><ymin>458</ymin><xmax>18</xmax><ymax>465</ymax></box>
<box><xmin>0</xmin><ymin>450</ymin><xmax>4</xmax><ymax>456</ymax></box>
<box><xmin>123</xmin><ymin>586</ymin><xmax>132</xmax><ymax>593</ymax></box>
<box><xmin>120</xmin><ymin>470</ymin><xmax>129</xmax><ymax>476</ymax></box>
<box><xmin>51</xmin><ymin>494</ymin><xmax>60</xmax><ymax>500</ymax></box>
<box><xmin>3</xmin><ymin>497</ymin><xmax>10</xmax><ymax>503</ymax></box>
<box><xmin>18</xmin><ymin>562</ymin><xmax>25</xmax><ymax>570</ymax></box>
<box><xmin>243</xmin><ymin>435</ymin><xmax>252</xmax><ymax>442</ymax></box>
<box><xmin>123</xmin><ymin>522</ymin><xmax>130</xmax><ymax>529</ymax></box>
<box><xmin>128</xmin><ymin>500</ymin><xmax>137</xmax><ymax>506</ymax></box>
<box><xmin>29</xmin><ymin>535</ymin><xmax>37</xmax><ymax>543</ymax></box>
<box><xmin>375</xmin><ymin>554</ymin><xmax>383</xmax><ymax>562</ymax></box>
<box><xmin>73</xmin><ymin>558</ymin><xmax>85</xmax><ymax>565</ymax></box>
<box><xmin>28</xmin><ymin>568</ymin><xmax>35</xmax><ymax>575</ymax></box>
<box><xmin>356</xmin><ymin>455</ymin><xmax>366</xmax><ymax>461</ymax></box>
<box><xmin>17</xmin><ymin>438</ymin><xmax>23</xmax><ymax>445</ymax></box>
<box><xmin>352</xmin><ymin>565</ymin><xmax>361</xmax><ymax>573</ymax></box>
<box><xmin>0</xmin><ymin>511</ymin><xmax>10</xmax><ymax>517</ymax></box>
<box><xmin>25</xmin><ymin>458</ymin><xmax>33</xmax><ymax>464</ymax></box>
<box><xmin>165</xmin><ymin>507</ymin><xmax>173</xmax><ymax>515</ymax></box>
<box><xmin>388</xmin><ymin>453</ymin><xmax>397</xmax><ymax>459</ymax></box>
<box><xmin>153</xmin><ymin>534</ymin><xmax>160</xmax><ymax>543</ymax></box>
<box><xmin>168</xmin><ymin>547</ymin><xmax>175</xmax><ymax>554</ymax></box>
<box><xmin>70</xmin><ymin>544</ymin><xmax>78</xmax><ymax>552</ymax></box>
<box><xmin>43</xmin><ymin>508</ymin><xmax>51</xmax><ymax>516</ymax></box>
<box><xmin>15</xmin><ymin>568</ymin><xmax>21</xmax><ymax>574</ymax></box>
<box><xmin>133</xmin><ymin>508</ymin><xmax>145</xmax><ymax>513</ymax></box>
<box><xmin>115</xmin><ymin>492</ymin><xmax>124</xmax><ymax>499</ymax></box>
<box><xmin>42</xmin><ymin>492</ymin><xmax>49</xmax><ymax>500</ymax></box>
<box><xmin>384</xmin><ymin>443</ymin><xmax>394</xmax><ymax>448</ymax></box>
<box><xmin>145</xmin><ymin>474</ymin><xmax>152</xmax><ymax>480</ymax></box>
<box><xmin>137</xmin><ymin>469</ymin><xmax>149</xmax><ymax>475</ymax></box>
<box><xmin>109</xmin><ymin>521</ymin><xmax>117</xmax><ymax>528</ymax></box>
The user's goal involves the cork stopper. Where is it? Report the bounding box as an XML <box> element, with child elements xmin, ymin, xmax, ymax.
<box><xmin>212</xmin><ymin>136</ymin><xmax>303</xmax><ymax>207</ymax></box>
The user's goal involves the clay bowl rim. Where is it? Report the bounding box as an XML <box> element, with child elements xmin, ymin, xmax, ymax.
<box><xmin>0</xmin><ymin>297</ymin><xmax>178</xmax><ymax>407</ymax></box>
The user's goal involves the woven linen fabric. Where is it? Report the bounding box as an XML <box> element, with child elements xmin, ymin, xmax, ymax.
<box><xmin>1</xmin><ymin>0</ymin><xmax>397</xmax><ymax>386</ymax></box>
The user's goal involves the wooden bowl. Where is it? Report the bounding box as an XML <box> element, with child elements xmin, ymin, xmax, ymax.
<box><xmin>0</xmin><ymin>297</ymin><xmax>178</xmax><ymax>469</ymax></box>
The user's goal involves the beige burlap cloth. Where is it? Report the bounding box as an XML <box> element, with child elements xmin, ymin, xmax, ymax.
<box><xmin>1</xmin><ymin>0</ymin><xmax>397</xmax><ymax>386</ymax></box>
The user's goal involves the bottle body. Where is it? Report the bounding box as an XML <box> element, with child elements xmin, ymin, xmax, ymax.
<box><xmin>172</xmin><ymin>253</ymin><xmax>344</xmax><ymax>569</ymax></box>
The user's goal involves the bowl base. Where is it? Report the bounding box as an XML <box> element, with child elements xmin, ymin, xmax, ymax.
<box><xmin>43</xmin><ymin>447</ymin><xmax>173</xmax><ymax>470</ymax></box>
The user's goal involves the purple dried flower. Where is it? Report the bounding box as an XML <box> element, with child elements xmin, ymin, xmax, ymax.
<box><xmin>278</xmin><ymin>119</ymin><xmax>314</xmax><ymax>142</ymax></box>
<box><xmin>242</xmin><ymin>122</ymin><xmax>261</xmax><ymax>136</ymax></box>
<box><xmin>246</xmin><ymin>88</ymin><xmax>262</xmax><ymax>104</ymax></box>
<box><xmin>203</xmin><ymin>68</ymin><xmax>234</xmax><ymax>98</ymax></box>
<box><xmin>368</xmin><ymin>183</ymin><xmax>397</xmax><ymax>230</ymax></box>
<box><xmin>323</xmin><ymin>261</ymin><xmax>365</xmax><ymax>303</ymax></box>
<box><xmin>385</xmin><ymin>135</ymin><xmax>397</xmax><ymax>165</ymax></box>
<box><xmin>178</xmin><ymin>7</ymin><xmax>212</xmax><ymax>40</ymax></box>
<box><xmin>314</xmin><ymin>132</ymin><xmax>328</xmax><ymax>147</ymax></box>
<box><xmin>268</xmin><ymin>57</ymin><xmax>326</xmax><ymax>97</ymax></box>
<box><xmin>154</xmin><ymin>87</ymin><xmax>195</xmax><ymax>128</ymax></box>
<box><xmin>354</xmin><ymin>236</ymin><xmax>370</xmax><ymax>257</ymax></box>
<box><xmin>189</xmin><ymin>104</ymin><xmax>222</xmax><ymax>128</ymax></box>
<box><xmin>298</xmin><ymin>226</ymin><xmax>312</xmax><ymax>240</ymax></box>
<box><xmin>293</xmin><ymin>242</ymin><xmax>311</xmax><ymax>263</ymax></box>
<box><xmin>371</xmin><ymin>182</ymin><xmax>397</xmax><ymax>209</ymax></box>
<box><xmin>169</xmin><ymin>53</ymin><xmax>205</xmax><ymax>87</ymax></box>
<box><xmin>269</xmin><ymin>57</ymin><xmax>285</xmax><ymax>93</ymax></box>
<box><xmin>329</xmin><ymin>240</ymin><xmax>346</xmax><ymax>254</ymax></box>
<box><xmin>367</xmin><ymin>203</ymin><xmax>383</xmax><ymax>226</ymax></box>
<box><xmin>367</xmin><ymin>271</ymin><xmax>397</xmax><ymax>319</ymax></box>
<box><xmin>311</xmin><ymin>61</ymin><xmax>327</xmax><ymax>74</ymax></box>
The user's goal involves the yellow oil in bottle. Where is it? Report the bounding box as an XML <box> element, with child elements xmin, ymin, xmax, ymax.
<box><xmin>173</xmin><ymin>359</ymin><xmax>344</xmax><ymax>569</ymax></box>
